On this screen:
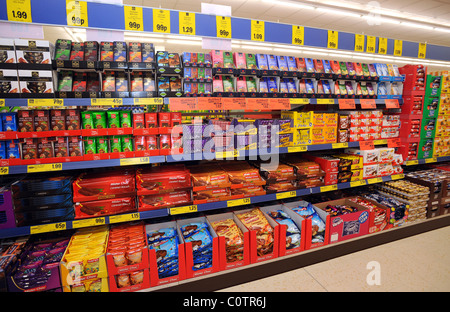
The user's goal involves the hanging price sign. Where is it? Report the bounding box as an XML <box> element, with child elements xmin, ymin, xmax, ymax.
<box><xmin>251</xmin><ymin>20</ymin><xmax>264</xmax><ymax>41</ymax></box>
<box><xmin>216</xmin><ymin>16</ymin><xmax>232</xmax><ymax>38</ymax></box>
<box><xmin>354</xmin><ymin>34</ymin><xmax>365</xmax><ymax>52</ymax></box>
<box><xmin>292</xmin><ymin>25</ymin><xmax>304</xmax><ymax>45</ymax></box>
<box><xmin>366</xmin><ymin>36</ymin><xmax>376</xmax><ymax>53</ymax></box>
<box><xmin>179</xmin><ymin>11</ymin><xmax>196</xmax><ymax>35</ymax></box>
<box><xmin>327</xmin><ymin>30</ymin><xmax>338</xmax><ymax>49</ymax></box>
<box><xmin>394</xmin><ymin>39</ymin><xmax>403</xmax><ymax>56</ymax></box>
<box><xmin>7</xmin><ymin>0</ymin><xmax>32</xmax><ymax>23</ymax></box>
<box><xmin>124</xmin><ymin>6</ymin><xmax>143</xmax><ymax>31</ymax></box>
<box><xmin>378</xmin><ymin>37</ymin><xmax>388</xmax><ymax>54</ymax></box>
<box><xmin>66</xmin><ymin>0</ymin><xmax>88</xmax><ymax>27</ymax></box>
<box><xmin>153</xmin><ymin>9</ymin><xmax>170</xmax><ymax>33</ymax></box>
<box><xmin>418</xmin><ymin>43</ymin><xmax>427</xmax><ymax>59</ymax></box>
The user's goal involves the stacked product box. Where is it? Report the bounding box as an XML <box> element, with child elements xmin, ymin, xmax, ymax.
<box><xmin>0</xmin><ymin>238</ymin><xmax>27</xmax><ymax>292</ymax></box>
<box><xmin>11</xmin><ymin>175</ymin><xmax>74</xmax><ymax>226</ymax></box>
<box><xmin>302</xmin><ymin>154</ymin><xmax>341</xmax><ymax>185</ymax></box>
<box><xmin>430</xmin><ymin>71</ymin><xmax>450</xmax><ymax>157</ymax></box>
<box><xmin>5</xmin><ymin>234</ymin><xmax>70</xmax><ymax>292</ymax></box>
<box><xmin>182</xmin><ymin>52</ymin><xmax>213</xmax><ymax>97</ymax></box>
<box><xmin>0</xmin><ymin>39</ymin><xmax>19</xmax><ymax>98</ymax></box>
<box><xmin>106</xmin><ymin>222</ymin><xmax>150</xmax><ymax>292</ymax></box>
<box><xmin>344</xmin><ymin>110</ymin><xmax>399</xmax><ymax>142</ymax></box>
<box><xmin>72</xmin><ymin>169</ymin><xmax>137</xmax><ymax>219</ymax></box>
<box><xmin>251</xmin><ymin>159</ymin><xmax>298</xmax><ymax>193</ymax></box>
<box><xmin>60</xmin><ymin>226</ymin><xmax>110</xmax><ymax>292</ymax></box>
<box><xmin>282</xmin><ymin>155</ymin><xmax>325</xmax><ymax>188</ymax></box>
<box><xmin>331</xmin><ymin>153</ymin><xmax>364</xmax><ymax>182</ymax></box>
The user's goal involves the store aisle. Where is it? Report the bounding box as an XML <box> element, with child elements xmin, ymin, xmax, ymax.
<box><xmin>218</xmin><ymin>226</ymin><xmax>450</xmax><ymax>292</ymax></box>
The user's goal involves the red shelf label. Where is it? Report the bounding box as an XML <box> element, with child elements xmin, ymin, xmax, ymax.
<box><xmin>360</xmin><ymin>99</ymin><xmax>376</xmax><ymax>109</ymax></box>
<box><xmin>385</xmin><ymin>99</ymin><xmax>399</xmax><ymax>109</ymax></box>
<box><xmin>359</xmin><ymin>140</ymin><xmax>375</xmax><ymax>150</ymax></box>
<box><xmin>338</xmin><ymin>98</ymin><xmax>356</xmax><ymax>109</ymax></box>
<box><xmin>387</xmin><ymin>138</ymin><xmax>401</xmax><ymax>148</ymax></box>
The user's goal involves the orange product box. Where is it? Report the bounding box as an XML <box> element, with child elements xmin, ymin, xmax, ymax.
<box><xmin>282</xmin><ymin>200</ymin><xmax>330</xmax><ymax>250</ymax></box>
<box><xmin>207</xmin><ymin>212</ymin><xmax>251</xmax><ymax>271</ymax></box>
<box><xmin>234</xmin><ymin>207</ymin><xmax>279</xmax><ymax>264</ymax></box>
<box><xmin>311</xmin><ymin>127</ymin><xmax>325</xmax><ymax>144</ymax></box>
<box><xmin>177</xmin><ymin>217</ymin><xmax>220</xmax><ymax>279</ymax></box>
<box><xmin>108</xmin><ymin>268</ymin><xmax>150</xmax><ymax>292</ymax></box>
<box><xmin>146</xmin><ymin>221</ymin><xmax>187</xmax><ymax>287</ymax></box>
<box><xmin>261</xmin><ymin>204</ymin><xmax>306</xmax><ymax>257</ymax></box>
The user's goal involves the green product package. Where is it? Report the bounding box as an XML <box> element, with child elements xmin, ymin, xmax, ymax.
<box><xmin>84</xmin><ymin>137</ymin><xmax>97</xmax><ymax>154</ymax></box>
<box><xmin>122</xmin><ymin>135</ymin><xmax>133</xmax><ymax>152</ymax></box>
<box><xmin>246</xmin><ymin>54</ymin><xmax>257</xmax><ymax>69</ymax></box>
<box><xmin>107</xmin><ymin>111</ymin><xmax>121</xmax><ymax>128</ymax></box>
<box><xmin>96</xmin><ymin>136</ymin><xmax>109</xmax><ymax>153</ymax></box>
<box><xmin>223</xmin><ymin>52</ymin><xmax>234</xmax><ymax>68</ymax></box>
<box><xmin>223</xmin><ymin>76</ymin><xmax>234</xmax><ymax>92</ymax></box>
<box><xmin>55</xmin><ymin>39</ymin><xmax>72</xmax><ymax>61</ymax></box>
<box><xmin>81</xmin><ymin>111</ymin><xmax>94</xmax><ymax>130</ymax></box>
<box><xmin>91</xmin><ymin>111</ymin><xmax>107</xmax><ymax>129</ymax></box>
<box><xmin>120</xmin><ymin>111</ymin><xmax>132</xmax><ymax>128</ymax></box>
<box><xmin>57</xmin><ymin>71</ymin><xmax>73</xmax><ymax>92</ymax></box>
<box><xmin>339</xmin><ymin>62</ymin><xmax>348</xmax><ymax>75</ymax></box>
<box><xmin>110</xmin><ymin>136</ymin><xmax>122</xmax><ymax>153</ymax></box>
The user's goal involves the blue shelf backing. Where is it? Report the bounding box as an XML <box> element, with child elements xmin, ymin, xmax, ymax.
<box><xmin>0</xmin><ymin>0</ymin><xmax>449</xmax><ymax>62</ymax></box>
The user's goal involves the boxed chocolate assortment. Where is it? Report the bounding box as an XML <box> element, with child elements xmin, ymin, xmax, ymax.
<box><xmin>0</xmin><ymin>69</ymin><xmax>20</xmax><ymax>98</ymax></box>
<box><xmin>14</xmin><ymin>39</ymin><xmax>53</xmax><ymax>70</ymax></box>
<box><xmin>18</xmin><ymin>70</ymin><xmax>55</xmax><ymax>98</ymax></box>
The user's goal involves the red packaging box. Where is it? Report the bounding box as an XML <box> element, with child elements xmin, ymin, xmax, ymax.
<box><xmin>146</xmin><ymin>221</ymin><xmax>187</xmax><ymax>287</ymax></box>
<box><xmin>133</xmin><ymin>113</ymin><xmax>145</xmax><ymax>129</ymax></box>
<box><xmin>136</xmin><ymin>165</ymin><xmax>192</xmax><ymax>195</ymax></box>
<box><xmin>347</xmin><ymin>197</ymin><xmax>391</xmax><ymax>234</ymax></box>
<box><xmin>145</xmin><ymin>113</ymin><xmax>158</xmax><ymax>128</ymax></box>
<box><xmin>207</xmin><ymin>212</ymin><xmax>251</xmax><ymax>271</ymax></box>
<box><xmin>108</xmin><ymin>269</ymin><xmax>150</xmax><ymax>292</ymax></box>
<box><xmin>314</xmin><ymin>198</ymin><xmax>371</xmax><ymax>244</ymax></box>
<box><xmin>282</xmin><ymin>200</ymin><xmax>330</xmax><ymax>250</ymax></box>
<box><xmin>171</xmin><ymin>112</ymin><xmax>182</xmax><ymax>126</ymax></box>
<box><xmin>234</xmin><ymin>207</ymin><xmax>279</xmax><ymax>264</ymax></box>
<box><xmin>74</xmin><ymin>196</ymin><xmax>136</xmax><ymax>219</ymax></box>
<box><xmin>158</xmin><ymin>112</ymin><xmax>171</xmax><ymax>128</ymax></box>
<box><xmin>138</xmin><ymin>190</ymin><xmax>192</xmax><ymax>211</ymax></box>
<box><xmin>303</xmin><ymin>154</ymin><xmax>340</xmax><ymax>173</ymax></box>
<box><xmin>324</xmin><ymin>172</ymin><xmax>338</xmax><ymax>185</ymax></box>
<box><xmin>261</xmin><ymin>204</ymin><xmax>306</xmax><ymax>257</ymax></box>
<box><xmin>177</xmin><ymin>217</ymin><xmax>220</xmax><ymax>279</ymax></box>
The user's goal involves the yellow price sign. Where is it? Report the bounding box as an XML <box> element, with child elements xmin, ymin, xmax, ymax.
<box><xmin>320</xmin><ymin>184</ymin><xmax>338</xmax><ymax>193</ymax></box>
<box><xmin>153</xmin><ymin>9</ymin><xmax>170</xmax><ymax>33</ymax></box>
<box><xmin>27</xmin><ymin>98</ymin><xmax>64</xmax><ymax>107</ymax></box>
<box><xmin>394</xmin><ymin>39</ymin><xmax>403</xmax><ymax>56</ymax></box>
<box><xmin>179</xmin><ymin>11</ymin><xmax>196</xmax><ymax>35</ymax></box>
<box><xmin>350</xmin><ymin>180</ymin><xmax>367</xmax><ymax>188</ymax></box>
<box><xmin>215</xmin><ymin>150</ymin><xmax>238</xmax><ymax>159</ymax></box>
<box><xmin>28</xmin><ymin>163</ymin><xmax>62</xmax><ymax>173</ymax></box>
<box><xmin>251</xmin><ymin>20</ymin><xmax>264</xmax><ymax>42</ymax></box>
<box><xmin>288</xmin><ymin>145</ymin><xmax>307</xmax><ymax>153</ymax></box>
<box><xmin>368</xmin><ymin>177</ymin><xmax>383</xmax><ymax>184</ymax></box>
<box><xmin>378</xmin><ymin>37</ymin><xmax>388</xmax><ymax>54</ymax></box>
<box><xmin>109</xmin><ymin>212</ymin><xmax>140</xmax><ymax>224</ymax></box>
<box><xmin>124</xmin><ymin>6</ymin><xmax>143</xmax><ymax>31</ymax></box>
<box><xmin>354</xmin><ymin>34</ymin><xmax>365</xmax><ymax>52</ymax></box>
<box><xmin>227</xmin><ymin>197</ymin><xmax>251</xmax><ymax>208</ymax></box>
<box><xmin>120</xmin><ymin>157</ymin><xmax>150</xmax><ymax>166</ymax></box>
<box><xmin>332</xmin><ymin>142</ymin><xmax>348</xmax><ymax>149</ymax></box>
<box><xmin>418</xmin><ymin>43</ymin><xmax>427</xmax><ymax>59</ymax></box>
<box><xmin>276</xmin><ymin>191</ymin><xmax>297</xmax><ymax>200</ymax></box>
<box><xmin>391</xmin><ymin>174</ymin><xmax>405</xmax><ymax>180</ymax></box>
<box><xmin>72</xmin><ymin>217</ymin><xmax>105</xmax><ymax>229</ymax></box>
<box><xmin>317</xmin><ymin>98</ymin><xmax>335</xmax><ymax>104</ymax></box>
<box><xmin>134</xmin><ymin>98</ymin><xmax>163</xmax><ymax>105</ymax></box>
<box><xmin>66</xmin><ymin>0</ymin><xmax>88</xmax><ymax>27</ymax></box>
<box><xmin>425</xmin><ymin>157</ymin><xmax>437</xmax><ymax>163</ymax></box>
<box><xmin>91</xmin><ymin>98</ymin><xmax>123</xmax><ymax>106</ymax></box>
<box><xmin>0</xmin><ymin>99</ymin><xmax>5</xmax><ymax>107</ymax></box>
<box><xmin>292</xmin><ymin>25</ymin><xmax>304</xmax><ymax>45</ymax></box>
<box><xmin>216</xmin><ymin>16</ymin><xmax>231</xmax><ymax>39</ymax></box>
<box><xmin>7</xmin><ymin>0</ymin><xmax>32</xmax><ymax>23</ymax></box>
<box><xmin>30</xmin><ymin>222</ymin><xmax>66</xmax><ymax>235</ymax></box>
<box><xmin>366</xmin><ymin>36</ymin><xmax>376</xmax><ymax>53</ymax></box>
<box><xmin>373</xmin><ymin>139</ymin><xmax>388</xmax><ymax>145</ymax></box>
<box><xmin>170</xmin><ymin>205</ymin><xmax>198</xmax><ymax>215</ymax></box>
<box><xmin>289</xmin><ymin>98</ymin><xmax>309</xmax><ymax>105</ymax></box>
<box><xmin>406</xmin><ymin>160</ymin><xmax>419</xmax><ymax>166</ymax></box>
<box><xmin>327</xmin><ymin>30</ymin><xmax>338</xmax><ymax>49</ymax></box>
<box><xmin>0</xmin><ymin>167</ymin><xmax>9</xmax><ymax>175</ymax></box>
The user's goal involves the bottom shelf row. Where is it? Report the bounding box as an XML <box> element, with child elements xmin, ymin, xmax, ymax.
<box><xmin>1</xmin><ymin>177</ymin><xmax>448</xmax><ymax>292</ymax></box>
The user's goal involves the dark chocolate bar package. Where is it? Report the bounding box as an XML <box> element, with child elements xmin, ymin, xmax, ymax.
<box><xmin>11</xmin><ymin>175</ymin><xmax>72</xmax><ymax>198</ymax></box>
<box><xmin>69</xmin><ymin>42</ymin><xmax>84</xmax><ymax>61</ymax></box>
<box><xmin>84</xmin><ymin>41</ymin><xmax>99</xmax><ymax>62</ymax></box>
<box><xmin>57</xmin><ymin>71</ymin><xmax>73</xmax><ymax>92</ymax></box>
<box><xmin>54</xmin><ymin>39</ymin><xmax>72</xmax><ymax>61</ymax></box>
<box><xmin>113</xmin><ymin>41</ymin><xmax>127</xmax><ymax>62</ymax></box>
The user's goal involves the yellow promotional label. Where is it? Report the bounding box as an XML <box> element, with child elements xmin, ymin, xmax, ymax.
<box><xmin>292</xmin><ymin>25</ymin><xmax>304</xmax><ymax>45</ymax></box>
<box><xmin>133</xmin><ymin>98</ymin><xmax>163</xmax><ymax>105</ymax></box>
<box><xmin>354</xmin><ymin>34</ymin><xmax>365</xmax><ymax>52</ymax></box>
<box><xmin>327</xmin><ymin>30</ymin><xmax>338</xmax><ymax>49</ymax></box>
<box><xmin>289</xmin><ymin>98</ymin><xmax>309</xmax><ymax>105</ymax></box>
<box><xmin>170</xmin><ymin>205</ymin><xmax>198</xmax><ymax>215</ymax></box>
<box><xmin>391</xmin><ymin>174</ymin><xmax>405</xmax><ymax>180</ymax></box>
<box><xmin>153</xmin><ymin>9</ymin><xmax>170</xmax><ymax>33</ymax></box>
<box><xmin>276</xmin><ymin>191</ymin><xmax>297</xmax><ymax>200</ymax></box>
<box><xmin>216</xmin><ymin>16</ymin><xmax>231</xmax><ymax>38</ymax></box>
<box><xmin>350</xmin><ymin>180</ymin><xmax>367</xmax><ymax>188</ymax></box>
<box><xmin>7</xmin><ymin>0</ymin><xmax>32</xmax><ymax>23</ymax></box>
<box><xmin>418</xmin><ymin>43</ymin><xmax>427</xmax><ymax>59</ymax></box>
<box><xmin>320</xmin><ymin>184</ymin><xmax>338</xmax><ymax>192</ymax></box>
<box><xmin>124</xmin><ymin>6</ymin><xmax>143</xmax><ymax>31</ymax></box>
<box><xmin>109</xmin><ymin>212</ymin><xmax>140</xmax><ymax>224</ymax></box>
<box><xmin>91</xmin><ymin>98</ymin><xmax>123</xmax><ymax>106</ymax></box>
<box><xmin>378</xmin><ymin>37</ymin><xmax>388</xmax><ymax>54</ymax></box>
<box><xmin>366</xmin><ymin>36</ymin><xmax>376</xmax><ymax>53</ymax></box>
<box><xmin>120</xmin><ymin>157</ymin><xmax>150</xmax><ymax>166</ymax></box>
<box><xmin>251</xmin><ymin>20</ymin><xmax>264</xmax><ymax>41</ymax></box>
<box><xmin>368</xmin><ymin>177</ymin><xmax>383</xmax><ymax>184</ymax></box>
<box><xmin>227</xmin><ymin>197</ymin><xmax>251</xmax><ymax>207</ymax></box>
<box><xmin>332</xmin><ymin>142</ymin><xmax>348</xmax><ymax>149</ymax></box>
<box><xmin>215</xmin><ymin>150</ymin><xmax>239</xmax><ymax>159</ymax></box>
<box><xmin>425</xmin><ymin>157</ymin><xmax>437</xmax><ymax>163</ymax></box>
<box><xmin>394</xmin><ymin>39</ymin><xmax>403</xmax><ymax>56</ymax></box>
<box><xmin>288</xmin><ymin>145</ymin><xmax>307</xmax><ymax>153</ymax></box>
<box><xmin>373</xmin><ymin>139</ymin><xmax>387</xmax><ymax>145</ymax></box>
<box><xmin>28</xmin><ymin>98</ymin><xmax>64</xmax><ymax>107</ymax></box>
<box><xmin>66</xmin><ymin>0</ymin><xmax>88</xmax><ymax>27</ymax></box>
<box><xmin>0</xmin><ymin>167</ymin><xmax>9</xmax><ymax>175</ymax></box>
<box><xmin>72</xmin><ymin>217</ymin><xmax>105</xmax><ymax>229</ymax></box>
<box><xmin>179</xmin><ymin>11</ymin><xmax>196</xmax><ymax>35</ymax></box>
<box><xmin>406</xmin><ymin>160</ymin><xmax>419</xmax><ymax>166</ymax></box>
<box><xmin>28</xmin><ymin>163</ymin><xmax>62</xmax><ymax>173</ymax></box>
<box><xmin>317</xmin><ymin>98</ymin><xmax>335</xmax><ymax>104</ymax></box>
<box><xmin>30</xmin><ymin>222</ymin><xmax>66</xmax><ymax>235</ymax></box>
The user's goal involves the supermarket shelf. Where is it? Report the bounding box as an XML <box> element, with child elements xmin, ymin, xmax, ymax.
<box><xmin>403</xmin><ymin>156</ymin><xmax>450</xmax><ymax>166</ymax></box>
<box><xmin>0</xmin><ymin>173</ymin><xmax>405</xmax><ymax>239</ymax></box>
<box><xmin>152</xmin><ymin>214</ymin><xmax>450</xmax><ymax>292</ymax></box>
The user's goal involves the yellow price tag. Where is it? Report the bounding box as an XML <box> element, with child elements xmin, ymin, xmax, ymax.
<box><xmin>406</xmin><ymin>160</ymin><xmax>419</xmax><ymax>166</ymax></box>
<box><xmin>378</xmin><ymin>37</ymin><xmax>388</xmax><ymax>54</ymax></box>
<box><xmin>216</xmin><ymin>16</ymin><xmax>231</xmax><ymax>39</ymax></box>
<box><xmin>0</xmin><ymin>99</ymin><xmax>5</xmax><ymax>107</ymax></box>
<box><xmin>354</xmin><ymin>34</ymin><xmax>365</xmax><ymax>52</ymax></box>
<box><xmin>0</xmin><ymin>167</ymin><xmax>9</xmax><ymax>175</ymax></box>
<box><xmin>366</xmin><ymin>36</ymin><xmax>376</xmax><ymax>53</ymax></box>
<box><xmin>276</xmin><ymin>191</ymin><xmax>297</xmax><ymax>200</ymax></box>
<box><xmin>391</xmin><ymin>174</ymin><xmax>405</xmax><ymax>180</ymax></box>
<box><xmin>133</xmin><ymin>98</ymin><xmax>163</xmax><ymax>105</ymax></box>
<box><xmin>72</xmin><ymin>217</ymin><xmax>105</xmax><ymax>229</ymax></box>
<box><xmin>288</xmin><ymin>145</ymin><xmax>307</xmax><ymax>153</ymax></box>
<box><xmin>292</xmin><ymin>25</ymin><xmax>304</xmax><ymax>45</ymax></box>
<box><xmin>170</xmin><ymin>205</ymin><xmax>198</xmax><ymax>215</ymax></box>
<box><xmin>120</xmin><ymin>157</ymin><xmax>150</xmax><ymax>166</ymax></box>
<box><xmin>215</xmin><ymin>150</ymin><xmax>238</xmax><ymax>159</ymax></box>
<box><xmin>350</xmin><ymin>180</ymin><xmax>367</xmax><ymax>188</ymax></box>
<box><xmin>66</xmin><ymin>0</ymin><xmax>88</xmax><ymax>27</ymax></box>
<box><xmin>124</xmin><ymin>6</ymin><xmax>143</xmax><ymax>31</ymax></box>
<box><xmin>425</xmin><ymin>157</ymin><xmax>437</xmax><ymax>163</ymax></box>
<box><xmin>251</xmin><ymin>20</ymin><xmax>264</xmax><ymax>41</ymax></box>
<box><xmin>27</xmin><ymin>98</ymin><xmax>64</xmax><ymax>107</ymax></box>
<box><xmin>368</xmin><ymin>177</ymin><xmax>383</xmax><ymax>184</ymax></box>
<box><xmin>179</xmin><ymin>11</ymin><xmax>196</xmax><ymax>35</ymax></box>
<box><xmin>153</xmin><ymin>9</ymin><xmax>170</xmax><ymax>33</ymax></box>
<box><xmin>317</xmin><ymin>98</ymin><xmax>335</xmax><ymax>104</ymax></box>
<box><xmin>91</xmin><ymin>98</ymin><xmax>123</xmax><ymax>106</ymax></box>
<box><xmin>28</xmin><ymin>163</ymin><xmax>62</xmax><ymax>173</ymax></box>
<box><xmin>289</xmin><ymin>98</ymin><xmax>309</xmax><ymax>105</ymax></box>
<box><xmin>327</xmin><ymin>30</ymin><xmax>338</xmax><ymax>49</ymax></box>
<box><xmin>227</xmin><ymin>197</ymin><xmax>251</xmax><ymax>208</ymax></box>
<box><xmin>373</xmin><ymin>139</ymin><xmax>387</xmax><ymax>145</ymax></box>
<box><xmin>30</xmin><ymin>222</ymin><xmax>66</xmax><ymax>235</ymax></box>
<box><xmin>418</xmin><ymin>43</ymin><xmax>427</xmax><ymax>59</ymax></box>
<box><xmin>109</xmin><ymin>212</ymin><xmax>140</xmax><ymax>224</ymax></box>
<box><xmin>320</xmin><ymin>184</ymin><xmax>338</xmax><ymax>193</ymax></box>
<box><xmin>394</xmin><ymin>39</ymin><xmax>403</xmax><ymax>56</ymax></box>
<box><xmin>7</xmin><ymin>0</ymin><xmax>32</xmax><ymax>23</ymax></box>
<box><xmin>332</xmin><ymin>142</ymin><xmax>348</xmax><ymax>149</ymax></box>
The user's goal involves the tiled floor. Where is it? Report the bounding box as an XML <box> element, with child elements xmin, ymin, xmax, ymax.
<box><xmin>218</xmin><ymin>226</ymin><xmax>450</xmax><ymax>292</ymax></box>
